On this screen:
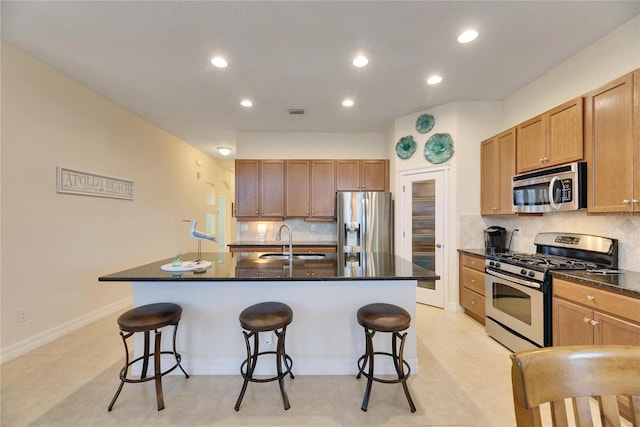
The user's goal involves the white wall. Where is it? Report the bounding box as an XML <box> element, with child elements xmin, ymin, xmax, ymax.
<box><xmin>0</xmin><ymin>41</ymin><xmax>234</xmax><ymax>361</ymax></box>
<box><xmin>237</xmin><ymin>131</ymin><xmax>387</xmax><ymax>159</ymax></box>
<box><xmin>458</xmin><ymin>14</ymin><xmax>640</xmax><ymax>272</ymax></box>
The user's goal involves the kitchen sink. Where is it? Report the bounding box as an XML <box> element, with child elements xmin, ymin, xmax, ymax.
<box><xmin>259</xmin><ymin>253</ymin><xmax>326</xmax><ymax>260</ymax></box>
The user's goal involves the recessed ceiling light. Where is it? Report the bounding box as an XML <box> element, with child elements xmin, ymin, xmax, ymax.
<box><xmin>352</xmin><ymin>56</ymin><xmax>369</xmax><ymax>67</ymax></box>
<box><xmin>342</xmin><ymin>99</ymin><xmax>355</xmax><ymax>107</ymax></box>
<box><xmin>217</xmin><ymin>147</ymin><xmax>232</xmax><ymax>156</ymax></box>
<box><xmin>240</xmin><ymin>99</ymin><xmax>253</xmax><ymax>107</ymax></box>
<box><xmin>211</xmin><ymin>56</ymin><xmax>228</xmax><ymax>68</ymax></box>
<box><xmin>457</xmin><ymin>30</ymin><xmax>478</xmax><ymax>44</ymax></box>
<box><xmin>426</xmin><ymin>75</ymin><xmax>443</xmax><ymax>85</ymax></box>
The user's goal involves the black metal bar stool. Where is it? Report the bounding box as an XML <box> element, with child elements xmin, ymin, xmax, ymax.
<box><xmin>235</xmin><ymin>301</ymin><xmax>294</xmax><ymax>411</ymax></box>
<box><xmin>108</xmin><ymin>302</ymin><xmax>189</xmax><ymax>412</ymax></box>
<box><xmin>356</xmin><ymin>302</ymin><xmax>416</xmax><ymax>413</ymax></box>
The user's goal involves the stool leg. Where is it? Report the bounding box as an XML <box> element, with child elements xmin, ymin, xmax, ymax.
<box><xmin>141</xmin><ymin>330</ymin><xmax>150</xmax><ymax>379</ymax></box>
<box><xmin>108</xmin><ymin>331</ymin><xmax>131</xmax><ymax>411</ymax></box>
<box><xmin>171</xmin><ymin>322</ymin><xmax>189</xmax><ymax>378</ymax></box>
<box><xmin>395</xmin><ymin>331</ymin><xmax>416</xmax><ymax>413</ymax></box>
<box><xmin>235</xmin><ymin>331</ymin><xmax>258</xmax><ymax>411</ymax></box>
<box><xmin>275</xmin><ymin>326</ymin><xmax>291</xmax><ymax>410</ymax></box>
<box><xmin>154</xmin><ymin>329</ymin><xmax>165</xmax><ymax>411</ymax></box>
<box><xmin>361</xmin><ymin>328</ymin><xmax>375</xmax><ymax>412</ymax></box>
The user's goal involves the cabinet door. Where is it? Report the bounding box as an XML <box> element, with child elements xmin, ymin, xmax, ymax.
<box><xmin>516</xmin><ymin>115</ymin><xmax>546</xmax><ymax>173</ymax></box>
<box><xmin>594</xmin><ymin>311</ymin><xmax>640</xmax><ymax>346</ymax></box>
<box><xmin>481</xmin><ymin>129</ymin><xmax>515</xmax><ymax>215</ymax></box>
<box><xmin>361</xmin><ymin>160</ymin><xmax>388</xmax><ymax>191</ymax></box>
<box><xmin>336</xmin><ymin>160</ymin><xmax>360</xmax><ymax>191</ymax></box>
<box><xmin>260</xmin><ymin>160</ymin><xmax>285</xmax><ymax>217</ymax></box>
<box><xmin>585</xmin><ymin>73</ymin><xmax>634</xmax><ymax>213</ymax></box>
<box><xmin>310</xmin><ymin>160</ymin><xmax>336</xmax><ymax>217</ymax></box>
<box><xmin>553</xmin><ymin>298</ymin><xmax>594</xmax><ymax>346</ymax></box>
<box><xmin>286</xmin><ymin>160</ymin><xmax>311</xmax><ymax>217</ymax></box>
<box><xmin>235</xmin><ymin>160</ymin><xmax>260</xmax><ymax>217</ymax></box>
<box><xmin>480</xmin><ymin>138</ymin><xmax>499</xmax><ymax>215</ymax></box>
<box><xmin>634</xmin><ymin>69</ymin><xmax>640</xmax><ymax>210</ymax></box>
<box><xmin>547</xmin><ymin>97</ymin><xmax>583</xmax><ymax>167</ymax></box>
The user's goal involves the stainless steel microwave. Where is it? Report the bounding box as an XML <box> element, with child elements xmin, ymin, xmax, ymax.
<box><xmin>512</xmin><ymin>162</ymin><xmax>586</xmax><ymax>213</ymax></box>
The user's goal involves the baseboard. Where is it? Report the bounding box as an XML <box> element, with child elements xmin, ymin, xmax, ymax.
<box><xmin>1</xmin><ymin>296</ymin><xmax>133</xmax><ymax>364</ymax></box>
<box><xmin>446</xmin><ymin>302</ymin><xmax>465</xmax><ymax>313</ymax></box>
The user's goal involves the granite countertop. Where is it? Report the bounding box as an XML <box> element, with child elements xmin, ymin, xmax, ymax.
<box><xmin>99</xmin><ymin>252</ymin><xmax>439</xmax><ymax>282</ymax></box>
<box><xmin>457</xmin><ymin>248</ymin><xmax>492</xmax><ymax>257</ymax></box>
<box><xmin>228</xmin><ymin>241</ymin><xmax>337</xmax><ymax>247</ymax></box>
<box><xmin>551</xmin><ymin>270</ymin><xmax>640</xmax><ymax>298</ymax></box>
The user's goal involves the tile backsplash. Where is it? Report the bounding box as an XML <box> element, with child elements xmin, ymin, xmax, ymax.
<box><xmin>237</xmin><ymin>218</ymin><xmax>337</xmax><ymax>242</ymax></box>
<box><xmin>459</xmin><ymin>212</ymin><xmax>640</xmax><ymax>272</ymax></box>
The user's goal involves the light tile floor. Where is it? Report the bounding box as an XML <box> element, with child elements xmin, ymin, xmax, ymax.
<box><xmin>1</xmin><ymin>304</ymin><xmax>516</xmax><ymax>426</ymax></box>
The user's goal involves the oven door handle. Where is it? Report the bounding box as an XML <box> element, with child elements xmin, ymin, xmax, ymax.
<box><xmin>548</xmin><ymin>176</ymin><xmax>561</xmax><ymax>210</ymax></box>
<box><xmin>486</xmin><ymin>268</ymin><xmax>542</xmax><ymax>289</ymax></box>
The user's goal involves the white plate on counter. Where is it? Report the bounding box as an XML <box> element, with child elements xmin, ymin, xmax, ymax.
<box><xmin>161</xmin><ymin>260</ymin><xmax>212</xmax><ymax>272</ymax></box>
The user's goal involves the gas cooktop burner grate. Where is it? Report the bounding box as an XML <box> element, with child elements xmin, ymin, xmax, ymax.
<box><xmin>490</xmin><ymin>253</ymin><xmax>599</xmax><ymax>270</ymax></box>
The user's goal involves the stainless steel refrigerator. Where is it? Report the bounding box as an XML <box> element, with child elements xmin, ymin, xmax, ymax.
<box><xmin>337</xmin><ymin>192</ymin><xmax>393</xmax><ymax>276</ymax></box>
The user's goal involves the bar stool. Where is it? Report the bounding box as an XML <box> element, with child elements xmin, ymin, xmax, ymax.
<box><xmin>235</xmin><ymin>301</ymin><xmax>294</xmax><ymax>411</ymax></box>
<box><xmin>356</xmin><ymin>302</ymin><xmax>415</xmax><ymax>413</ymax></box>
<box><xmin>108</xmin><ymin>302</ymin><xmax>189</xmax><ymax>412</ymax></box>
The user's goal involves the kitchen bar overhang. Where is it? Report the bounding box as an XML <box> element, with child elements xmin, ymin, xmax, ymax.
<box><xmin>99</xmin><ymin>252</ymin><xmax>439</xmax><ymax>375</ymax></box>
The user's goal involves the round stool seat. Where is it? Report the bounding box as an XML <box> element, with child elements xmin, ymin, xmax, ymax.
<box><xmin>117</xmin><ymin>303</ymin><xmax>182</xmax><ymax>332</ymax></box>
<box><xmin>239</xmin><ymin>302</ymin><xmax>293</xmax><ymax>332</ymax></box>
<box><xmin>357</xmin><ymin>303</ymin><xmax>410</xmax><ymax>332</ymax></box>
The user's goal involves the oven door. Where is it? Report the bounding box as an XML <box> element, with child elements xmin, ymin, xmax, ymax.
<box><xmin>485</xmin><ymin>268</ymin><xmax>544</xmax><ymax>349</ymax></box>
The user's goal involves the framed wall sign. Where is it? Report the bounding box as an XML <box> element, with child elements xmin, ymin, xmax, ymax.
<box><xmin>56</xmin><ymin>167</ymin><xmax>135</xmax><ymax>200</ymax></box>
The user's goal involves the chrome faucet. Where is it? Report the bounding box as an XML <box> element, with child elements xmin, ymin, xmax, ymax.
<box><xmin>275</xmin><ymin>224</ymin><xmax>293</xmax><ymax>262</ymax></box>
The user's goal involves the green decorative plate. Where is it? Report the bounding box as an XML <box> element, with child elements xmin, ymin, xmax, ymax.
<box><xmin>395</xmin><ymin>135</ymin><xmax>417</xmax><ymax>159</ymax></box>
<box><xmin>424</xmin><ymin>133</ymin><xmax>454</xmax><ymax>164</ymax></box>
<box><xmin>416</xmin><ymin>114</ymin><xmax>435</xmax><ymax>133</ymax></box>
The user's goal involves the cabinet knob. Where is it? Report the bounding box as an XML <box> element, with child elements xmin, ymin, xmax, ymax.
<box><xmin>586</xmin><ymin>295</ymin><xmax>595</xmax><ymax>301</ymax></box>
<box><xmin>583</xmin><ymin>317</ymin><xmax>591</xmax><ymax>323</ymax></box>
<box><xmin>471</xmin><ymin>300</ymin><xmax>476</xmax><ymax>305</ymax></box>
<box><xmin>623</xmin><ymin>199</ymin><xmax>631</xmax><ymax>204</ymax></box>
<box><xmin>306</xmin><ymin>210</ymin><xmax>309</xmax><ymax>214</ymax></box>
<box><xmin>256</xmin><ymin>210</ymin><xmax>259</xmax><ymax>214</ymax></box>
<box><xmin>471</xmin><ymin>279</ymin><xmax>476</xmax><ymax>284</ymax></box>
<box><xmin>471</xmin><ymin>261</ymin><xmax>476</xmax><ymax>265</ymax></box>
<box><xmin>632</xmin><ymin>199</ymin><xmax>639</xmax><ymax>204</ymax></box>
<box><xmin>590</xmin><ymin>320</ymin><xmax>599</xmax><ymax>326</ymax></box>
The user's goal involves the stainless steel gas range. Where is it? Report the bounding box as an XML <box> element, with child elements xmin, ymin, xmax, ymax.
<box><xmin>484</xmin><ymin>232</ymin><xmax>618</xmax><ymax>352</ymax></box>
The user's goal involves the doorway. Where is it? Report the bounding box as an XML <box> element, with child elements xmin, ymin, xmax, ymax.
<box><xmin>400</xmin><ymin>170</ymin><xmax>447</xmax><ymax>308</ymax></box>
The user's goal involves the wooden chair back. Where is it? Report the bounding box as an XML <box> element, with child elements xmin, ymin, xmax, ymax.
<box><xmin>510</xmin><ymin>345</ymin><xmax>640</xmax><ymax>427</ymax></box>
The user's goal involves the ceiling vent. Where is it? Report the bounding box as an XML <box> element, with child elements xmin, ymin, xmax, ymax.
<box><xmin>288</xmin><ymin>108</ymin><xmax>305</xmax><ymax>115</ymax></box>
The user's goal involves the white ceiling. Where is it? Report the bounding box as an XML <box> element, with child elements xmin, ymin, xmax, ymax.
<box><xmin>2</xmin><ymin>1</ymin><xmax>638</xmax><ymax>160</ymax></box>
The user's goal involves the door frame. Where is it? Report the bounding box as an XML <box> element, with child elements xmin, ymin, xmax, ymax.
<box><xmin>398</xmin><ymin>167</ymin><xmax>449</xmax><ymax>308</ymax></box>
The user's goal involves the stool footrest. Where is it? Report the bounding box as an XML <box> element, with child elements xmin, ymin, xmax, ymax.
<box><xmin>119</xmin><ymin>351</ymin><xmax>189</xmax><ymax>383</ymax></box>
<box><xmin>356</xmin><ymin>351</ymin><xmax>412</xmax><ymax>384</ymax></box>
<box><xmin>239</xmin><ymin>350</ymin><xmax>294</xmax><ymax>383</ymax></box>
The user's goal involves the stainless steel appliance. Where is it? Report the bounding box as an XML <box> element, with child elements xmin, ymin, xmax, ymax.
<box><xmin>484</xmin><ymin>226</ymin><xmax>508</xmax><ymax>253</ymax></box>
<box><xmin>484</xmin><ymin>232</ymin><xmax>618</xmax><ymax>352</ymax></box>
<box><xmin>512</xmin><ymin>162</ymin><xmax>586</xmax><ymax>213</ymax></box>
<box><xmin>337</xmin><ymin>192</ymin><xmax>393</xmax><ymax>276</ymax></box>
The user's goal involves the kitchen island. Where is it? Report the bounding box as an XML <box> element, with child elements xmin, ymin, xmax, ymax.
<box><xmin>99</xmin><ymin>252</ymin><xmax>438</xmax><ymax>375</ymax></box>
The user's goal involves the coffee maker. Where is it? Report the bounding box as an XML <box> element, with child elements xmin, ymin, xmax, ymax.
<box><xmin>484</xmin><ymin>226</ymin><xmax>508</xmax><ymax>253</ymax></box>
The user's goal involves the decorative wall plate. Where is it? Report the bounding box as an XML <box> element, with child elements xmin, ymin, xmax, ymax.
<box><xmin>395</xmin><ymin>135</ymin><xmax>417</xmax><ymax>159</ymax></box>
<box><xmin>424</xmin><ymin>133</ymin><xmax>454</xmax><ymax>164</ymax></box>
<box><xmin>416</xmin><ymin>114</ymin><xmax>435</xmax><ymax>133</ymax></box>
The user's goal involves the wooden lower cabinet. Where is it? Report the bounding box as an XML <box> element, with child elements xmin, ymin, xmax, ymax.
<box><xmin>553</xmin><ymin>278</ymin><xmax>640</xmax><ymax>346</ymax></box>
<box><xmin>459</xmin><ymin>253</ymin><xmax>486</xmax><ymax>324</ymax></box>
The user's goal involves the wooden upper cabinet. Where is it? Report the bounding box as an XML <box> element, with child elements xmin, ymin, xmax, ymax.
<box><xmin>481</xmin><ymin>128</ymin><xmax>516</xmax><ymax>215</ymax></box>
<box><xmin>336</xmin><ymin>160</ymin><xmax>388</xmax><ymax>191</ymax></box>
<box><xmin>516</xmin><ymin>97</ymin><xmax>583</xmax><ymax>173</ymax></box>
<box><xmin>285</xmin><ymin>160</ymin><xmax>336</xmax><ymax>218</ymax></box>
<box><xmin>585</xmin><ymin>71</ymin><xmax>638</xmax><ymax>213</ymax></box>
<box><xmin>310</xmin><ymin>160</ymin><xmax>336</xmax><ymax>217</ymax></box>
<box><xmin>285</xmin><ymin>160</ymin><xmax>311</xmax><ymax>217</ymax></box>
<box><xmin>235</xmin><ymin>159</ymin><xmax>284</xmax><ymax>219</ymax></box>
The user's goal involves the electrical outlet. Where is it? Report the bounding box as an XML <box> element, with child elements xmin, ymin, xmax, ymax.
<box><xmin>311</xmin><ymin>224</ymin><xmax>316</xmax><ymax>232</ymax></box>
<box><xmin>240</xmin><ymin>224</ymin><xmax>249</xmax><ymax>232</ymax></box>
<box><xmin>17</xmin><ymin>308</ymin><xmax>28</xmax><ymax>323</ymax></box>
<box><xmin>264</xmin><ymin>331</ymin><xmax>272</xmax><ymax>345</ymax></box>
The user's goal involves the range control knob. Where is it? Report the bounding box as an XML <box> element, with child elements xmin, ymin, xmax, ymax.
<box><xmin>528</xmin><ymin>271</ymin><xmax>536</xmax><ymax>278</ymax></box>
<box><xmin>489</xmin><ymin>261</ymin><xmax>495</xmax><ymax>267</ymax></box>
<box><xmin>495</xmin><ymin>262</ymin><xmax>501</xmax><ymax>268</ymax></box>
<box><xmin>520</xmin><ymin>269</ymin><xmax>527</xmax><ymax>275</ymax></box>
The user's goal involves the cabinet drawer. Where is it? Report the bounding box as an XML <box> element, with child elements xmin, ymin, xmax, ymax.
<box><xmin>554</xmin><ymin>278</ymin><xmax>640</xmax><ymax>323</ymax></box>
<box><xmin>461</xmin><ymin>266</ymin><xmax>485</xmax><ymax>295</ymax></box>
<box><xmin>460</xmin><ymin>287</ymin><xmax>485</xmax><ymax>322</ymax></box>
<box><xmin>460</xmin><ymin>253</ymin><xmax>485</xmax><ymax>272</ymax></box>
